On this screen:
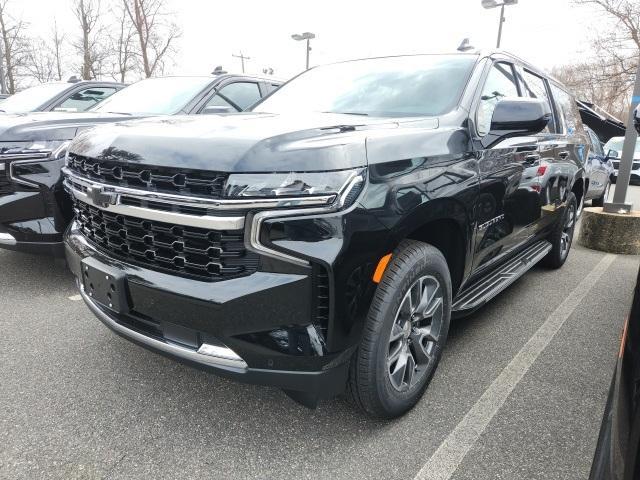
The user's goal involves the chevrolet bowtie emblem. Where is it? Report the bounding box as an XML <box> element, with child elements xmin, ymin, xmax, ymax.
<box><xmin>86</xmin><ymin>185</ymin><xmax>117</xmax><ymax>208</ymax></box>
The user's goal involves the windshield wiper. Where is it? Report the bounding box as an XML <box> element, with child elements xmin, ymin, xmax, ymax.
<box><xmin>323</xmin><ymin>111</ymin><xmax>369</xmax><ymax>116</ymax></box>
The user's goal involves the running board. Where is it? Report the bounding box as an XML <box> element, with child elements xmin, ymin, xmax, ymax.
<box><xmin>452</xmin><ymin>240</ymin><xmax>552</xmax><ymax>313</ymax></box>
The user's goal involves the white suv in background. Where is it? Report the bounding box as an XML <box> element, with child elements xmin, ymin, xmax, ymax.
<box><xmin>604</xmin><ymin>136</ymin><xmax>640</xmax><ymax>183</ymax></box>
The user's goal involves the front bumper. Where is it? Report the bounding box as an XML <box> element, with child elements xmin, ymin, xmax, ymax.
<box><xmin>65</xmin><ymin>222</ymin><xmax>355</xmax><ymax>400</ymax></box>
<box><xmin>0</xmin><ymin>156</ymin><xmax>69</xmax><ymax>256</ymax></box>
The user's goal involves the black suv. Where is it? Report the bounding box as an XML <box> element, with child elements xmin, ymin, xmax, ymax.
<box><xmin>63</xmin><ymin>52</ymin><xmax>587</xmax><ymax>418</ymax></box>
<box><xmin>0</xmin><ymin>74</ymin><xmax>279</xmax><ymax>255</ymax></box>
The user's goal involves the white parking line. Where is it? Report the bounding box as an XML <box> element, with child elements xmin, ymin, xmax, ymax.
<box><xmin>68</xmin><ymin>294</ymin><xmax>82</xmax><ymax>301</ymax></box>
<box><xmin>414</xmin><ymin>253</ymin><xmax>617</xmax><ymax>480</ymax></box>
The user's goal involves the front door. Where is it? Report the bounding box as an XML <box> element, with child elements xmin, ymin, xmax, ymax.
<box><xmin>471</xmin><ymin>61</ymin><xmax>543</xmax><ymax>272</ymax></box>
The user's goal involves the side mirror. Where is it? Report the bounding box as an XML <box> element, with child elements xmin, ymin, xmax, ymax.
<box><xmin>202</xmin><ymin>105</ymin><xmax>235</xmax><ymax>115</ymax></box>
<box><xmin>606</xmin><ymin>149</ymin><xmax>619</xmax><ymax>159</ymax></box>
<box><xmin>482</xmin><ymin>98</ymin><xmax>551</xmax><ymax>148</ymax></box>
<box><xmin>634</xmin><ymin>105</ymin><xmax>640</xmax><ymax>135</ymax></box>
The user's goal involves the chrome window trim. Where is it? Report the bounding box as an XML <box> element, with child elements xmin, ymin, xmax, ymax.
<box><xmin>62</xmin><ymin>167</ymin><xmax>337</xmax><ymax>210</ymax></box>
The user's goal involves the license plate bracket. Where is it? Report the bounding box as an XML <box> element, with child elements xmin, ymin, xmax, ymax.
<box><xmin>81</xmin><ymin>257</ymin><xmax>129</xmax><ymax>314</ymax></box>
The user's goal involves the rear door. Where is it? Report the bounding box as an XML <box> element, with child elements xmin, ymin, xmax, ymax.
<box><xmin>547</xmin><ymin>83</ymin><xmax>588</xmax><ymax>216</ymax></box>
<box><xmin>585</xmin><ymin>128</ymin><xmax>608</xmax><ymax>199</ymax></box>
<box><xmin>514</xmin><ymin>67</ymin><xmax>563</xmax><ymax>234</ymax></box>
<box><xmin>471</xmin><ymin>61</ymin><xmax>543</xmax><ymax>271</ymax></box>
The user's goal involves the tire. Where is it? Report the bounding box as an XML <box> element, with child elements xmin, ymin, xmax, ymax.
<box><xmin>591</xmin><ymin>183</ymin><xmax>610</xmax><ymax>207</ymax></box>
<box><xmin>541</xmin><ymin>192</ymin><xmax>577</xmax><ymax>269</ymax></box>
<box><xmin>347</xmin><ymin>239</ymin><xmax>452</xmax><ymax>418</ymax></box>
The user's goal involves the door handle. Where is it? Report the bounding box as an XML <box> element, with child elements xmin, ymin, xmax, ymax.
<box><xmin>524</xmin><ymin>153</ymin><xmax>540</xmax><ymax>164</ymax></box>
<box><xmin>558</xmin><ymin>151</ymin><xmax>570</xmax><ymax>159</ymax></box>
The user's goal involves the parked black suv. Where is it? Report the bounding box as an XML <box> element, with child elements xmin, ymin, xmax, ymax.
<box><xmin>0</xmin><ymin>74</ymin><xmax>279</xmax><ymax>255</ymax></box>
<box><xmin>0</xmin><ymin>79</ymin><xmax>124</xmax><ymax>114</ymax></box>
<box><xmin>64</xmin><ymin>52</ymin><xmax>587</xmax><ymax>418</ymax></box>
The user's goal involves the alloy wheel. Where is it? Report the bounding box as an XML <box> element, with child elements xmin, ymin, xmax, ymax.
<box><xmin>560</xmin><ymin>202</ymin><xmax>576</xmax><ymax>259</ymax></box>
<box><xmin>387</xmin><ymin>275</ymin><xmax>444</xmax><ymax>392</ymax></box>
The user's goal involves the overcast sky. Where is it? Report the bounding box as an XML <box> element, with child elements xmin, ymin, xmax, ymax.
<box><xmin>17</xmin><ymin>0</ymin><xmax>601</xmax><ymax>81</ymax></box>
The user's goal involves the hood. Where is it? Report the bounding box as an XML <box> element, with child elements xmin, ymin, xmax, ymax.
<box><xmin>68</xmin><ymin>112</ymin><xmax>440</xmax><ymax>172</ymax></box>
<box><xmin>0</xmin><ymin>111</ymin><xmax>143</xmax><ymax>143</ymax></box>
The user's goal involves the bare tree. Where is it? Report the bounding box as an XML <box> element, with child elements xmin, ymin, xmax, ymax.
<box><xmin>0</xmin><ymin>0</ymin><xmax>29</xmax><ymax>93</ymax></box>
<box><xmin>553</xmin><ymin>61</ymin><xmax>630</xmax><ymax>119</ymax></box>
<box><xmin>109</xmin><ymin>1</ymin><xmax>137</xmax><ymax>82</ymax></box>
<box><xmin>24</xmin><ymin>38</ymin><xmax>57</xmax><ymax>83</ymax></box>
<box><xmin>123</xmin><ymin>0</ymin><xmax>180</xmax><ymax>77</ymax></box>
<box><xmin>569</xmin><ymin>0</ymin><xmax>640</xmax><ymax>116</ymax></box>
<box><xmin>72</xmin><ymin>0</ymin><xmax>108</xmax><ymax>80</ymax></box>
<box><xmin>24</xmin><ymin>22</ymin><xmax>67</xmax><ymax>84</ymax></box>
<box><xmin>52</xmin><ymin>20</ymin><xmax>65</xmax><ymax>81</ymax></box>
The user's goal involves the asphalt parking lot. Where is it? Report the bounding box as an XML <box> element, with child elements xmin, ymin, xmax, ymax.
<box><xmin>1</xmin><ymin>186</ymin><xmax>640</xmax><ymax>480</ymax></box>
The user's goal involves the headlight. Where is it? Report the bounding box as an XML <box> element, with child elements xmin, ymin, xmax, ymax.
<box><xmin>0</xmin><ymin>140</ymin><xmax>69</xmax><ymax>158</ymax></box>
<box><xmin>224</xmin><ymin>168</ymin><xmax>366</xmax><ymax>207</ymax></box>
<box><xmin>7</xmin><ymin>140</ymin><xmax>70</xmax><ymax>188</ymax></box>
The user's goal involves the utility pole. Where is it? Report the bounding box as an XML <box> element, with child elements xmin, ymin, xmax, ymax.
<box><xmin>232</xmin><ymin>51</ymin><xmax>250</xmax><ymax>74</ymax></box>
<box><xmin>604</xmin><ymin>63</ymin><xmax>640</xmax><ymax>213</ymax></box>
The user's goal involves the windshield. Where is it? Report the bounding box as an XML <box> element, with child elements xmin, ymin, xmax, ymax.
<box><xmin>604</xmin><ymin>136</ymin><xmax>640</xmax><ymax>157</ymax></box>
<box><xmin>93</xmin><ymin>77</ymin><xmax>213</xmax><ymax>115</ymax></box>
<box><xmin>0</xmin><ymin>83</ymin><xmax>71</xmax><ymax>113</ymax></box>
<box><xmin>253</xmin><ymin>55</ymin><xmax>477</xmax><ymax>117</ymax></box>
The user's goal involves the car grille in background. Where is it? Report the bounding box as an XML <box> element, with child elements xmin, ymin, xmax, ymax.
<box><xmin>611</xmin><ymin>160</ymin><xmax>640</xmax><ymax>170</ymax></box>
<box><xmin>0</xmin><ymin>165</ymin><xmax>13</xmax><ymax>195</ymax></box>
<box><xmin>67</xmin><ymin>153</ymin><xmax>229</xmax><ymax>198</ymax></box>
<box><xmin>73</xmin><ymin>199</ymin><xmax>259</xmax><ymax>281</ymax></box>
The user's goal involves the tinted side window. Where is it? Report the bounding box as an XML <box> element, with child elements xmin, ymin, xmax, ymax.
<box><xmin>519</xmin><ymin>70</ymin><xmax>553</xmax><ymax>133</ymax></box>
<box><xmin>217</xmin><ymin>82</ymin><xmax>261</xmax><ymax>110</ymax></box>
<box><xmin>202</xmin><ymin>94</ymin><xmax>238</xmax><ymax>112</ymax></box>
<box><xmin>588</xmin><ymin>130</ymin><xmax>604</xmax><ymax>156</ymax></box>
<box><xmin>550</xmin><ymin>84</ymin><xmax>579</xmax><ymax>135</ymax></box>
<box><xmin>55</xmin><ymin>87</ymin><xmax>117</xmax><ymax>112</ymax></box>
<box><xmin>477</xmin><ymin>62</ymin><xmax>519</xmax><ymax>136</ymax></box>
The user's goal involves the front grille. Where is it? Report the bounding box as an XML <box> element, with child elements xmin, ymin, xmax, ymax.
<box><xmin>611</xmin><ymin>160</ymin><xmax>640</xmax><ymax>170</ymax></box>
<box><xmin>67</xmin><ymin>153</ymin><xmax>229</xmax><ymax>198</ymax></box>
<box><xmin>0</xmin><ymin>166</ymin><xmax>13</xmax><ymax>195</ymax></box>
<box><xmin>73</xmin><ymin>199</ymin><xmax>259</xmax><ymax>282</ymax></box>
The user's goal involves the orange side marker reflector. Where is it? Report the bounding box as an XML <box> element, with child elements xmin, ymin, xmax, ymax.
<box><xmin>373</xmin><ymin>254</ymin><xmax>393</xmax><ymax>284</ymax></box>
<box><xmin>619</xmin><ymin>316</ymin><xmax>629</xmax><ymax>358</ymax></box>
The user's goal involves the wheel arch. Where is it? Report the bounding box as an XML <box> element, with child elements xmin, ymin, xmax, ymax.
<box><xmin>387</xmin><ymin>198</ymin><xmax>472</xmax><ymax>296</ymax></box>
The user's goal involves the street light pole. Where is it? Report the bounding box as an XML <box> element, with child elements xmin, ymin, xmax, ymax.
<box><xmin>604</xmin><ymin>63</ymin><xmax>640</xmax><ymax>214</ymax></box>
<box><xmin>496</xmin><ymin>4</ymin><xmax>505</xmax><ymax>48</ymax></box>
<box><xmin>481</xmin><ymin>0</ymin><xmax>518</xmax><ymax>49</ymax></box>
<box><xmin>291</xmin><ymin>32</ymin><xmax>316</xmax><ymax>70</ymax></box>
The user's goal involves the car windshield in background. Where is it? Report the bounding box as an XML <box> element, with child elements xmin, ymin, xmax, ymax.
<box><xmin>253</xmin><ymin>55</ymin><xmax>477</xmax><ymax>117</ymax></box>
<box><xmin>0</xmin><ymin>83</ymin><xmax>70</xmax><ymax>113</ymax></box>
<box><xmin>604</xmin><ymin>137</ymin><xmax>640</xmax><ymax>157</ymax></box>
<box><xmin>92</xmin><ymin>77</ymin><xmax>213</xmax><ymax>115</ymax></box>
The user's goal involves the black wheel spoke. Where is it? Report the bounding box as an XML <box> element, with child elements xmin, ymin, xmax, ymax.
<box><xmin>387</xmin><ymin>274</ymin><xmax>444</xmax><ymax>392</ymax></box>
